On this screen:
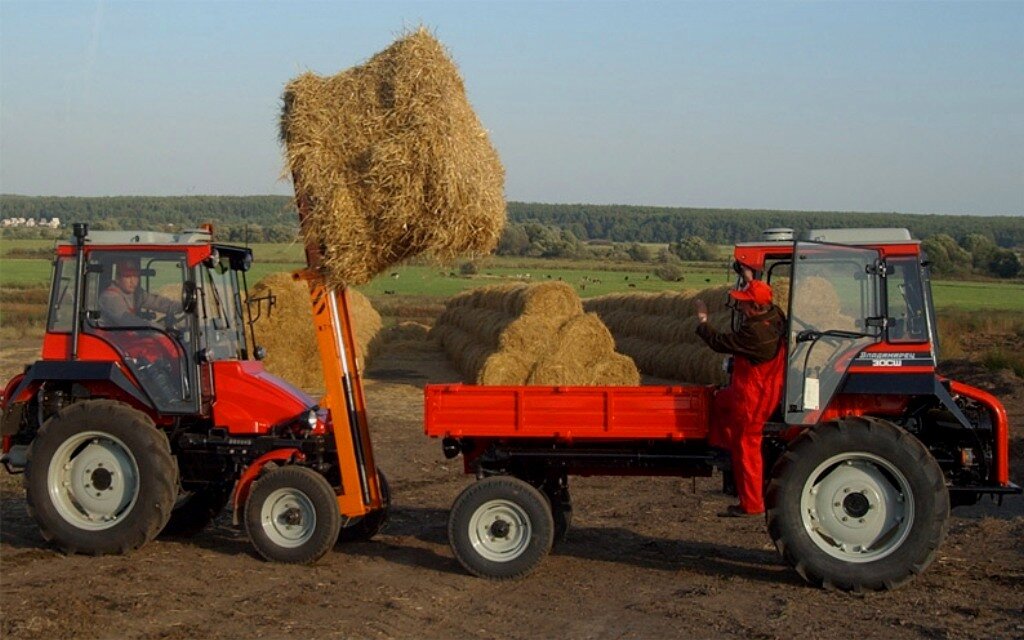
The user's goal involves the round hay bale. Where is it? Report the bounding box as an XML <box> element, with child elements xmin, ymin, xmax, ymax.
<box><xmin>250</xmin><ymin>273</ymin><xmax>381</xmax><ymax>391</ymax></box>
<box><xmin>478</xmin><ymin>352</ymin><xmax>532</xmax><ymax>385</ymax></box>
<box><xmin>281</xmin><ymin>28</ymin><xmax>506</xmax><ymax>288</ymax></box>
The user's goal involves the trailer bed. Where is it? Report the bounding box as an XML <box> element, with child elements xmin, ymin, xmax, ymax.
<box><xmin>424</xmin><ymin>384</ymin><xmax>714</xmax><ymax>442</ymax></box>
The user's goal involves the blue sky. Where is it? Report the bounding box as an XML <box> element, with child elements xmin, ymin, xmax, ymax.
<box><xmin>1</xmin><ymin>1</ymin><xmax>1021</xmax><ymax>215</ymax></box>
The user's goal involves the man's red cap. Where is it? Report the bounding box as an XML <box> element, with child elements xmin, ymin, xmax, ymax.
<box><xmin>729</xmin><ymin>279</ymin><xmax>773</xmax><ymax>306</ymax></box>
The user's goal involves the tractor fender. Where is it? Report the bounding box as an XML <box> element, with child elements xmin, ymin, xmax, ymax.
<box><xmin>6</xmin><ymin>361</ymin><xmax>153</xmax><ymax>410</ymax></box>
<box><xmin>231</xmin><ymin>448</ymin><xmax>306</xmax><ymax>526</ymax></box>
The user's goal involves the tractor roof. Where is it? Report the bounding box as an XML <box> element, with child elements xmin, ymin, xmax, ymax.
<box><xmin>57</xmin><ymin>229</ymin><xmax>214</xmax><ymax>247</ymax></box>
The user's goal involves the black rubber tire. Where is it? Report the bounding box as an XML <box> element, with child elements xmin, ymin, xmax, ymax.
<box><xmin>448</xmin><ymin>476</ymin><xmax>554</xmax><ymax>580</ymax></box>
<box><xmin>23</xmin><ymin>400</ymin><xmax>177</xmax><ymax>555</ymax></box>
<box><xmin>160</xmin><ymin>484</ymin><xmax>231</xmax><ymax>538</ymax></box>
<box><xmin>766</xmin><ymin>416</ymin><xmax>949</xmax><ymax>592</ymax></box>
<box><xmin>244</xmin><ymin>465</ymin><xmax>341</xmax><ymax>564</ymax></box>
<box><xmin>336</xmin><ymin>469</ymin><xmax>391</xmax><ymax>543</ymax></box>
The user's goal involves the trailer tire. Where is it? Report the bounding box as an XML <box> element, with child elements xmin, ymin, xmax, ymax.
<box><xmin>449</xmin><ymin>476</ymin><xmax>554</xmax><ymax>580</ymax></box>
<box><xmin>336</xmin><ymin>470</ymin><xmax>390</xmax><ymax>543</ymax></box>
<box><xmin>24</xmin><ymin>400</ymin><xmax>177</xmax><ymax>555</ymax></box>
<box><xmin>766</xmin><ymin>416</ymin><xmax>949</xmax><ymax>591</ymax></box>
<box><xmin>244</xmin><ymin>465</ymin><xmax>341</xmax><ymax>564</ymax></box>
<box><xmin>160</xmin><ymin>484</ymin><xmax>231</xmax><ymax>538</ymax></box>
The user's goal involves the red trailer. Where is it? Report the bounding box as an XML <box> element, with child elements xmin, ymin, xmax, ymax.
<box><xmin>424</xmin><ymin>228</ymin><xmax>1020</xmax><ymax>590</ymax></box>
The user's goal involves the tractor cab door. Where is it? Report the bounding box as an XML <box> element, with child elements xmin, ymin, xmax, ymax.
<box><xmin>784</xmin><ymin>242</ymin><xmax>884</xmax><ymax>425</ymax></box>
<box><xmin>83</xmin><ymin>251</ymin><xmax>198</xmax><ymax>414</ymax></box>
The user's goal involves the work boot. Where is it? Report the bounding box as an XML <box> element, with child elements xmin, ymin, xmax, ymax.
<box><xmin>717</xmin><ymin>504</ymin><xmax>761</xmax><ymax>518</ymax></box>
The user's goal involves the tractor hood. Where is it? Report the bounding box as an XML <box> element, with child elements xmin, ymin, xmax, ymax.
<box><xmin>211</xmin><ymin>361</ymin><xmax>315</xmax><ymax>434</ymax></box>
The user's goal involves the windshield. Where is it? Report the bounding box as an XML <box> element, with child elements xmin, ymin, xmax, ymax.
<box><xmin>199</xmin><ymin>255</ymin><xmax>247</xmax><ymax>360</ymax></box>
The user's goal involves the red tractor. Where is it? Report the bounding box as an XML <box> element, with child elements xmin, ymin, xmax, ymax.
<box><xmin>1</xmin><ymin>223</ymin><xmax>387</xmax><ymax>563</ymax></box>
<box><xmin>425</xmin><ymin>228</ymin><xmax>1020</xmax><ymax>589</ymax></box>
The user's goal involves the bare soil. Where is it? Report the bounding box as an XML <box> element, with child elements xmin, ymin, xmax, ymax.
<box><xmin>1</xmin><ymin>339</ymin><xmax>1022</xmax><ymax>640</ymax></box>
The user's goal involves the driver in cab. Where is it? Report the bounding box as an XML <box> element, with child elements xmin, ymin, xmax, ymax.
<box><xmin>99</xmin><ymin>259</ymin><xmax>181</xmax><ymax>327</ymax></box>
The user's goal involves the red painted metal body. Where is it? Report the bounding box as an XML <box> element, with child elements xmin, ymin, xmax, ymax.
<box><xmin>948</xmin><ymin>380</ymin><xmax>1011</xmax><ymax>485</ymax></box>
<box><xmin>424</xmin><ymin>384</ymin><xmax>714</xmax><ymax>442</ymax></box>
<box><xmin>210</xmin><ymin>361</ymin><xmax>316</xmax><ymax>434</ymax></box>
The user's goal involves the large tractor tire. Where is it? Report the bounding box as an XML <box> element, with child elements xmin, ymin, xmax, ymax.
<box><xmin>448</xmin><ymin>476</ymin><xmax>554</xmax><ymax>580</ymax></box>
<box><xmin>336</xmin><ymin>469</ymin><xmax>390</xmax><ymax>543</ymax></box>
<box><xmin>161</xmin><ymin>483</ymin><xmax>232</xmax><ymax>538</ymax></box>
<box><xmin>766</xmin><ymin>416</ymin><xmax>949</xmax><ymax>592</ymax></box>
<box><xmin>244</xmin><ymin>465</ymin><xmax>341</xmax><ymax>564</ymax></box>
<box><xmin>24</xmin><ymin>400</ymin><xmax>178</xmax><ymax>555</ymax></box>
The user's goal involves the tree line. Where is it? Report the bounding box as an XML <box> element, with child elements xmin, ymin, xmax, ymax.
<box><xmin>2</xmin><ymin>195</ymin><xmax>1020</xmax><ymax>277</ymax></box>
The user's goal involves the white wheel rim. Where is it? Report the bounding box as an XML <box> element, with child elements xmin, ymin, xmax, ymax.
<box><xmin>800</xmin><ymin>452</ymin><xmax>914</xmax><ymax>563</ymax></box>
<box><xmin>47</xmin><ymin>430</ymin><xmax>140</xmax><ymax>531</ymax></box>
<box><xmin>260</xmin><ymin>487</ymin><xmax>317</xmax><ymax>548</ymax></box>
<box><xmin>468</xmin><ymin>499</ymin><xmax>532</xmax><ymax>562</ymax></box>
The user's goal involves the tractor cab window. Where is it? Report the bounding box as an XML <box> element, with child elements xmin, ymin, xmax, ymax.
<box><xmin>82</xmin><ymin>251</ymin><xmax>195</xmax><ymax>414</ymax></box>
<box><xmin>198</xmin><ymin>254</ymin><xmax>247</xmax><ymax>360</ymax></box>
<box><xmin>47</xmin><ymin>255</ymin><xmax>78</xmax><ymax>332</ymax></box>
<box><xmin>784</xmin><ymin>242</ymin><xmax>883</xmax><ymax>425</ymax></box>
<box><xmin>886</xmin><ymin>258</ymin><xmax>928</xmax><ymax>343</ymax></box>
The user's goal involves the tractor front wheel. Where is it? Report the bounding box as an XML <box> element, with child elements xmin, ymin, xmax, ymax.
<box><xmin>24</xmin><ymin>400</ymin><xmax>177</xmax><ymax>555</ymax></box>
<box><xmin>244</xmin><ymin>465</ymin><xmax>340</xmax><ymax>564</ymax></box>
<box><xmin>766</xmin><ymin>416</ymin><xmax>949</xmax><ymax>591</ymax></box>
<box><xmin>448</xmin><ymin>476</ymin><xmax>554</xmax><ymax>580</ymax></box>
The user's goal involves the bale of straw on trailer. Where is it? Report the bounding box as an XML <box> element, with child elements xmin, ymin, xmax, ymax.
<box><xmin>433</xmin><ymin>282</ymin><xmax>637</xmax><ymax>385</ymax></box>
<box><xmin>280</xmin><ymin>27</ymin><xmax>505</xmax><ymax>288</ymax></box>
<box><xmin>250</xmin><ymin>273</ymin><xmax>381</xmax><ymax>390</ymax></box>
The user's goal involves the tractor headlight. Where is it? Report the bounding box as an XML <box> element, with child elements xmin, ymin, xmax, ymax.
<box><xmin>306</xmin><ymin>409</ymin><xmax>318</xmax><ymax>429</ymax></box>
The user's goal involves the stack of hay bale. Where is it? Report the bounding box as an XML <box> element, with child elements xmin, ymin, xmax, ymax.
<box><xmin>250</xmin><ymin>273</ymin><xmax>382</xmax><ymax>390</ymax></box>
<box><xmin>583</xmin><ymin>285</ymin><xmax>736</xmax><ymax>385</ymax></box>
<box><xmin>279</xmin><ymin>27</ymin><xmax>505</xmax><ymax>289</ymax></box>
<box><xmin>431</xmin><ymin>282</ymin><xmax>639</xmax><ymax>386</ymax></box>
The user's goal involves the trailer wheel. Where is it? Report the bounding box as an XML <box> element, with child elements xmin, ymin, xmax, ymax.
<box><xmin>448</xmin><ymin>476</ymin><xmax>554</xmax><ymax>580</ymax></box>
<box><xmin>244</xmin><ymin>465</ymin><xmax>340</xmax><ymax>564</ymax></box>
<box><xmin>766</xmin><ymin>416</ymin><xmax>949</xmax><ymax>591</ymax></box>
<box><xmin>24</xmin><ymin>400</ymin><xmax>177</xmax><ymax>555</ymax></box>
<box><xmin>337</xmin><ymin>470</ymin><xmax>391</xmax><ymax>543</ymax></box>
<box><xmin>160</xmin><ymin>484</ymin><xmax>231</xmax><ymax>538</ymax></box>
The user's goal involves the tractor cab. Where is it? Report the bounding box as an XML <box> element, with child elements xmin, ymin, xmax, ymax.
<box><xmin>32</xmin><ymin>226</ymin><xmax>304</xmax><ymax>426</ymax></box>
<box><xmin>733</xmin><ymin>228</ymin><xmax>1014</xmax><ymax>497</ymax></box>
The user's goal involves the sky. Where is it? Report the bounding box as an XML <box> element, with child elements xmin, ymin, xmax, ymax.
<box><xmin>0</xmin><ymin>1</ymin><xmax>1021</xmax><ymax>216</ymax></box>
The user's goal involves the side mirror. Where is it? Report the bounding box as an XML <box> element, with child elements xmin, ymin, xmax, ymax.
<box><xmin>181</xmin><ymin>281</ymin><xmax>198</xmax><ymax>314</ymax></box>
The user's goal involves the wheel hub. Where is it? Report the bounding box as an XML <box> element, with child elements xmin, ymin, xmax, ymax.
<box><xmin>90</xmin><ymin>467</ymin><xmax>114</xmax><ymax>491</ymax></box>
<box><xmin>490</xmin><ymin>518</ymin><xmax>511</xmax><ymax>539</ymax></box>
<box><xmin>48</xmin><ymin>432</ymin><xmax>140</xmax><ymax>530</ymax></box>
<box><xmin>260</xmin><ymin>488</ymin><xmax>316</xmax><ymax>548</ymax></box>
<box><xmin>800</xmin><ymin>453</ymin><xmax>914</xmax><ymax>563</ymax></box>
<box><xmin>842</xmin><ymin>491</ymin><xmax>870</xmax><ymax>518</ymax></box>
<box><xmin>468</xmin><ymin>499</ymin><xmax>532</xmax><ymax>562</ymax></box>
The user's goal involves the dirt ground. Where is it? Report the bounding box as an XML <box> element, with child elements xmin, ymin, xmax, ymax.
<box><xmin>1</xmin><ymin>338</ymin><xmax>1022</xmax><ymax>640</ymax></box>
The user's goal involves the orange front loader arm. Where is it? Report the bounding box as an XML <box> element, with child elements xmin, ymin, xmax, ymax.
<box><xmin>298</xmin><ymin>273</ymin><xmax>384</xmax><ymax>519</ymax></box>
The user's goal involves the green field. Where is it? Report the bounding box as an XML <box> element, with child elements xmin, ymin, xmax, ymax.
<box><xmin>1</xmin><ymin>238</ymin><xmax>1021</xmax><ymax>310</ymax></box>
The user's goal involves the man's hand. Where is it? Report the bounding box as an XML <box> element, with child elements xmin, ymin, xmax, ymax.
<box><xmin>695</xmin><ymin>299</ymin><xmax>708</xmax><ymax>324</ymax></box>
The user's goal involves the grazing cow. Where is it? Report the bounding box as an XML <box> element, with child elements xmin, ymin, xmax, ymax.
<box><xmin>390</xmin><ymin>272</ymin><xmax>399</xmax><ymax>278</ymax></box>
<box><xmin>628</xmin><ymin>283</ymin><xmax>636</xmax><ymax>288</ymax></box>
<box><xmin>384</xmin><ymin>290</ymin><xmax>395</xmax><ymax>295</ymax></box>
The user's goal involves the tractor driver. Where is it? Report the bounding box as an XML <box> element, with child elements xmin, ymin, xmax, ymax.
<box><xmin>694</xmin><ymin>277</ymin><xmax>786</xmax><ymax>518</ymax></box>
<box><xmin>99</xmin><ymin>259</ymin><xmax>182</xmax><ymax>327</ymax></box>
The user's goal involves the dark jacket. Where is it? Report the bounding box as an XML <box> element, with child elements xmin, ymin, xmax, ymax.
<box><xmin>696</xmin><ymin>304</ymin><xmax>786</xmax><ymax>365</ymax></box>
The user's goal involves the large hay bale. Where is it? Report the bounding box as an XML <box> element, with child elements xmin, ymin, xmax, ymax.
<box><xmin>280</xmin><ymin>28</ymin><xmax>505</xmax><ymax>287</ymax></box>
<box><xmin>433</xmin><ymin>282</ymin><xmax>638</xmax><ymax>386</ymax></box>
<box><xmin>250</xmin><ymin>273</ymin><xmax>381</xmax><ymax>390</ymax></box>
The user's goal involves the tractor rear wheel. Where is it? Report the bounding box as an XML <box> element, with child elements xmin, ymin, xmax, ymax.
<box><xmin>448</xmin><ymin>476</ymin><xmax>554</xmax><ymax>580</ymax></box>
<box><xmin>766</xmin><ymin>416</ymin><xmax>949</xmax><ymax>591</ymax></box>
<box><xmin>24</xmin><ymin>400</ymin><xmax>177</xmax><ymax>555</ymax></box>
<box><xmin>244</xmin><ymin>465</ymin><xmax>340</xmax><ymax>564</ymax></box>
<box><xmin>336</xmin><ymin>469</ymin><xmax>391</xmax><ymax>543</ymax></box>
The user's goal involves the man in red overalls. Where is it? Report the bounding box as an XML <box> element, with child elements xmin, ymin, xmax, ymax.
<box><xmin>695</xmin><ymin>279</ymin><xmax>786</xmax><ymax>517</ymax></box>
